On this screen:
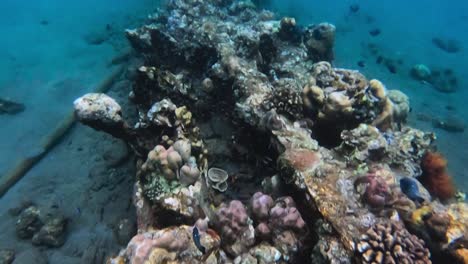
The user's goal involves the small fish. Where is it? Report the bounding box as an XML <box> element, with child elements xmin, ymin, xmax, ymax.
<box><xmin>357</xmin><ymin>60</ymin><xmax>366</xmax><ymax>68</ymax></box>
<box><xmin>400</xmin><ymin>177</ymin><xmax>425</xmax><ymax>203</ymax></box>
<box><xmin>369</xmin><ymin>28</ymin><xmax>381</xmax><ymax>36</ymax></box>
<box><xmin>376</xmin><ymin>56</ymin><xmax>383</xmax><ymax>64</ymax></box>
<box><xmin>75</xmin><ymin>207</ymin><xmax>82</xmax><ymax>217</ymax></box>
<box><xmin>192</xmin><ymin>226</ymin><xmax>206</xmax><ymax>254</ymax></box>
<box><xmin>387</xmin><ymin>64</ymin><xmax>397</xmax><ymax>74</ymax></box>
<box><xmin>349</xmin><ymin>4</ymin><xmax>360</xmax><ymax>14</ymax></box>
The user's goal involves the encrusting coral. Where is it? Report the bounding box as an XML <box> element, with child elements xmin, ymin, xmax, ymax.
<box><xmin>420</xmin><ymin>151</ymin><xmax>456</xmax><ymax>201</ymax></box>
<box><xmin>354</xmin><ymin>173</ymin><xmax>393</xmax><ymax>209</ymax></box>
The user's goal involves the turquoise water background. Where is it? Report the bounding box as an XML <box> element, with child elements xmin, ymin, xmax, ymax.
<box><xmin>0</xmin><ymin>0</ymin><xmax>156</xmax><ymax>176</ymax></box>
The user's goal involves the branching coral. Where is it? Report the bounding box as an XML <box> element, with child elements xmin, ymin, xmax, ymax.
<box><xmin>420</xmin><ymin>151</ymin><xmax>455</xmax><ymax>201</ymax></box>
<box><xmin>355</xmin><ymin>222</ymin><xmax>431</xmax><ymax>263</ymax></box>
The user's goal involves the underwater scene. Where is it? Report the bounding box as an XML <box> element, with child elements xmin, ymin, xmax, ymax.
<box><xmin>0</xmin><ymin>0</ymin><xmax>467</xmax><ymax>263</ymax></box>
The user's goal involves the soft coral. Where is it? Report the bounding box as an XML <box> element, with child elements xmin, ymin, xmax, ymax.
<box><xmin>420</xmin><ymin>151</ymin><xmax>455</xmax><ymax>201</ymax></box>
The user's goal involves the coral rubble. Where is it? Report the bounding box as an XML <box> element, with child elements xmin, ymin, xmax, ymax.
<box><xmin>71</xmin><ymin>0</ymin><xmax>468</xmax><ymax>263</ymax></box>
<box><xmin>0</xmin><ymin>97</ymin><xmax>25</xmax><ymax>115</ymax></box>
<box><xmin>15</xmin><ymin>204</ymin><xmax>68</xmax><ymax>248</ymax></box>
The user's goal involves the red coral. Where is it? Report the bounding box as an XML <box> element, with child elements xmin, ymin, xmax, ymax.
<box><xmin>420</xmin><ymin>151</ymin><xmax>455</xmax><ymax>200</ymax></box>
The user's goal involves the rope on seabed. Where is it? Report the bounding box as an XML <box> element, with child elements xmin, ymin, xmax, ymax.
<box><xmin>0</xmin><ymin>65</ymin><xmax>124</xmax><ymax>198</ymax></box>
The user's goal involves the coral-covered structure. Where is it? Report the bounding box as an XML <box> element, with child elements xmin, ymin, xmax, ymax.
<box><xmin>70</xmin><ymin>0</ymin><xmax>468</xmax><ymax>263</ymax></box>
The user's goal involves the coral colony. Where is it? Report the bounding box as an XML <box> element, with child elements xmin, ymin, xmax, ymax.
<box><xmin>71</xmin><ymin>0</ymin><xmax>468</xmax><ymax>263</ymax></box>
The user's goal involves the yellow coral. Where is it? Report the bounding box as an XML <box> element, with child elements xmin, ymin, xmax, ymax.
<box><xmin>446</xmin><ymin>203</ymin><xmax>468</xmax><ymax>244</ymax></box>
<box><xmin>147</xmin><ymin>248</ymin><xmax>177</xmax><ymax>264</ymax></box>
<box><xmin>410</xmin><ymin>205</ymin><xmax>432</xmax><ymax>225</ymax></box>
<box><xmin>371</xmin><ymin>98</ymin><xmax>393</xmax><ymax>130</ymax></box>
<box><xmin>105</xmin><ymin>256</ymin><xmax>126</xmax><ymax>264</ymax></box>
<box><xmin>175</xmin><ymin>106</ymin><xmax>192</xmax><ymax>126</ymax></box>
<box><xmin>455</xmin><ymin>248</ymin><xmax>468</xmax><ymax>264</ymax></box>
<box><xmin>369</xmin><ymin>79</ymin><xmax>387</xmax><ymax>100</ymax></box>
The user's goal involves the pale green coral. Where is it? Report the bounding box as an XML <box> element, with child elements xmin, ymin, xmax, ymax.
<box><xmin>143</xmin><ymin>176</ymin><xmax>179</xmax><ymax>202</ymax></box>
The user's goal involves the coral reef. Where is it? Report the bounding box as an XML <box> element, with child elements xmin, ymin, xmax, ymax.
<box><xmin>420</xmin><ymin>151</ymin><xmax>456</xmax><ymax>201</ymax></box>
<box><xmin>70</xmin><ymin>0</ymin><xmax>468</xmax><ymax>263</ymax></box>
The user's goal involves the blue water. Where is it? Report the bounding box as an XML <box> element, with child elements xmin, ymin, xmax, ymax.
<box><xmin>0</xmin><ymin>0</ymin><xmax>157</xmax><ymax>174</ymax></box>
<box><xmin>0</xmin><ymin>0</ymin><xmax>467</xmax><ymax>262</ymax></box>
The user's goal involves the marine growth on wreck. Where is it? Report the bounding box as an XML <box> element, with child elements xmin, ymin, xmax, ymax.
<box><xmin>69</xmin><ymin>0</ymin><xmax>468</xmax><ymax>263</ymax></box>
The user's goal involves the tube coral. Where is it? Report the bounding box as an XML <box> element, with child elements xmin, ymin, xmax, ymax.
<box><xmin>420</xmin><ymin>151</ymin><xmax>455</xmax><ymax>201</ymax></box>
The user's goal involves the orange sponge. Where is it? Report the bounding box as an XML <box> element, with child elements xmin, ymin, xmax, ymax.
<box><xmin>420</xmin><ymin>151</ymin><xmax>455</xmax><ymax>201</ymax></box>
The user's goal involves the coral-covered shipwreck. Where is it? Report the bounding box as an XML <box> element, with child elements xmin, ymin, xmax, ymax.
<box><xmin>73</xmin><ymin>0</ymin><xmax>468</xmax><ymax>263</ymax></box>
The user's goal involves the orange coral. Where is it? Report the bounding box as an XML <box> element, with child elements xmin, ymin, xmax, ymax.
<box><xmin>420</xmin><ymin>151</ymin><xmax>455</xmax><ymax>201</ymax></box>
